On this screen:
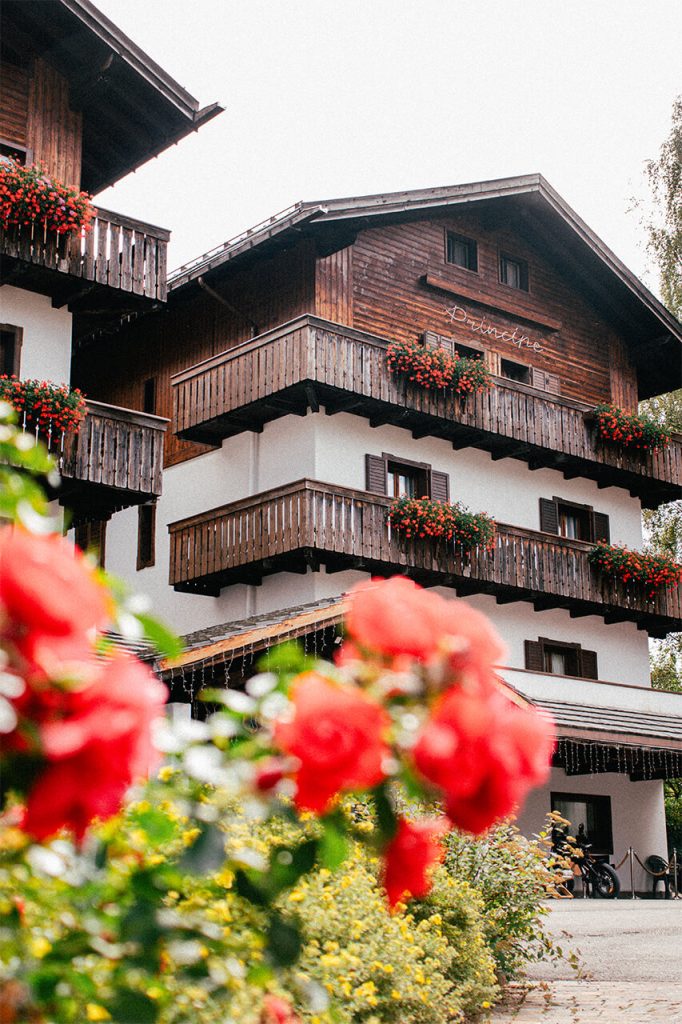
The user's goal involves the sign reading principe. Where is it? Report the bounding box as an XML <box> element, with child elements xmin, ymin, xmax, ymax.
<box><xmin>444</xmin><ymin>303</ymin><xmax>545</xmax><ymax>354</ymax></box>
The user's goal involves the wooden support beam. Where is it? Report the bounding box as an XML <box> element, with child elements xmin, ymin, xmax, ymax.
<box><xmin>304</xmin><ymin>384</ymin><xmax>320</xmax><ymax>413</ymax></box>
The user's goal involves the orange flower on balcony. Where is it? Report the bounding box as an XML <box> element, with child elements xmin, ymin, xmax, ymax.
<box><xmin>387</xmin><ymin>339</ymin><xmax>492</xmax><ymax>394</ymax></box>
<box><xmin>588</xmin><ymin>540</ymin><xmax>682</xmax><ymax>599</ymax></box>
<box><xmin>386</xmin><ymin>495</ymin><xmax>496</xmax><ymax>552</ymax></box>
<box><xmin>0</xmin><ymin>160</ymin><xmax>95</xmax><ymax>235</ymax></box>
<box><xmin>593</xmin><ymin>404</ymin><xmax>670</xmax><ymax>452</ymax></box>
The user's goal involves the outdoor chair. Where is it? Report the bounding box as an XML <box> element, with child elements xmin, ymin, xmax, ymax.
<box><xmin>645</xmin><ymin>855</ymin><xmax>672</xmax><ymax>899</ymax></box>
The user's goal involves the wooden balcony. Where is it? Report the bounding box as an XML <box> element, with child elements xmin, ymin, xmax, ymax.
<box><xmin>1</xmin><ymin>207</ymin><xmax>169</xmax><ymax>317</ymax></box>
<box><xmin>168</xmin><ymin>480</ymin><xmax>682</xmax><ymax>637</ymax></box>
<box><xmin>54</xmin><ymin>400</ymin><xmax>167</xmax><ymax>521</ymax></box>
<box><xmin>171</xmin><ymin>315</ymin><xmax>682</xmax><ymax>509</ymax></box>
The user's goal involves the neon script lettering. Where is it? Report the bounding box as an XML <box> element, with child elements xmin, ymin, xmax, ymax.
<box><xmin>444</xmin><ymin>304</ymin><xmax>544</xmax><ymax>354</ymax></box>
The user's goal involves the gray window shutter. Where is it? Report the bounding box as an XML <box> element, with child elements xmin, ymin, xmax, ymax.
<box><xmin>580</xmin><ymin>649</ymin><xmax>599</xmax><ymax>680</ymax></box>
<box><xmin>429</xmin><ymin>469</ymin><xmax>450</xmax><ymax>503</ymax></box>
<box><xmin>365</xmin><ymin>454</ymin><xmax>387</xmax><ymax>494</ymax></box>
<box><xmin>524</xmin><ymin>640</ymin><xmax>544</xmax><ymax>672</ymax></box>
<box><xmin>592</xmin><ymin>512</ymin><xmax>610</xmax><ymax>544</ymax></box>
<box><xmin>422</xmin><ymin>330</ymin><xmax>441</xmax><ymax>350</ymax></box>
<box><xmin>529</xmin><ymin>367</ymin><xmax>547</xmax><ymax>391</ymax></box>
<box><xmin>545</xmin><ymin>373</ymin><xmax>561</xmax><ymax>396</ymax></box>
<box><xmin>539</xmin><ymin>498</ymin><xmax>559</xmax><ymax>534</ymax></box>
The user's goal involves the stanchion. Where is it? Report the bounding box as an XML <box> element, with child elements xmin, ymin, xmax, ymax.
<box><xmin>674</xmin><ymin>850</ymin><xmax>679</xmax><ymax>900</ymax></box>
<box><xmin>628</xmin><ymin>846</ymin><xmax>637</xmax><ymax>899</ymax></box>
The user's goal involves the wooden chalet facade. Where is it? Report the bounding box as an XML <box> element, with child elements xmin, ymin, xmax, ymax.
<box><xmin>74</xmin><ymin>174</ymin><xmax>682</xmax><ymax>887</ymax></box>
<box><xmin>0</xmin><ymin>0</ymin><xmax>220</xmax><ymax>525</ymax></box>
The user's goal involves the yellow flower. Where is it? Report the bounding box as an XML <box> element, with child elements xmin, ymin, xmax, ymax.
<box><xmin>182</xmin><ymin>827</ymin><xmax>201</xmax><ymax>847</ymax></box>
<box><xmin>288</xmin><ymin>890</ymin><xmax>305</xmax><ymax>903</ymax></box>
<box><xmin>29</xmin><ymin>936</ymin><xmax>51</xmax><ymax>958</ymax></box>
<box><xmin>86</xmin><ymin>1005</ymin><xmax>111</xmax><ymax>1021</ymax></box>
<box><xmin>158</xmin><ymin>766</ymin><xmax>176</xmax><ymax>782</ymax></box>
<box><xmin>482</xmin><ymin>1001</ymin><xmax>491</xmax><ymax>1008</ymax></box>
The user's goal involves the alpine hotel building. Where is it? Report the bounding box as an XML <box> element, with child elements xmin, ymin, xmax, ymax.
<box><xmin>3</xmin><ymin>2</ymin><xmax>682</xmax><ymax>894</ymax></box>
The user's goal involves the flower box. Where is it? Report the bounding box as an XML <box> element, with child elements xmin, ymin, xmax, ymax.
<box><xmin>387</xmin><ymin>496</ymin><xmax>496</xmax><ymax>552</ymax></box>
<box><xmin>387</xmin><ymin>339</ymin><xmax>493</xmax><ymax>394</ymax></box>
<box><xmin>591</xmin><ymin>404</ymin><xmax>671</xmax><ymax>452</ymax></box>
<box><xmin>0</xmin><ymin>377</ymin><xmax>87</xmax><ymax>445</ymax></box>
<box><xmin>588</xmin><ymin>540</ymin><xmax>682</xmax><ymax>598</ymax></box>
<box><xmin>0</xmin><ymin>161</ymin><xmax>95</xmax><ymax>236</ymax></box>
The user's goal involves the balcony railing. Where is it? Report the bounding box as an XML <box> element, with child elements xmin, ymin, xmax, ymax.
<box><xmin>1</xmin><ymin>207</ymin><xmax>169</xmax><ymax>303</ymax></box>
<box><xmin>168</xmin><ymin>479</ymin><xmax>682</xmax><ymax>636</ymax></box>
<box><xmin>171</xmin><ymin>315</ymin><xmax>681</xmax><ymax>508</ymax></box>
<box><xmin>54</xmin><ymin>400</ymin><xmax>167</xmax><ymax>518</ymax></box>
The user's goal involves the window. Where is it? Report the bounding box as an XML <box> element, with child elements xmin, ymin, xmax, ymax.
<box><xmin>74</xmin><ymin>518</ymin><xmax>107</xmax><ymax>569</ymax></box>
<box><xmin>453</xmin><ymin>342</ymin><xmax>484</xmax><ymax>362</ymax></box>
<box><xmin>137</xmin><ymin>502</ymin><xmax>156</xmax><ymax>570</ymax></box>
<box><xmin>551</xmin><ymin>793</ymin><xmax>613</xmax><ymax>856</ymax></box>
<box><xmin>0</xmin><ymin>325</ymin><xmax>22</xmax><ymax>377</ymax></box>
<box><xmin>143</xmin><ymin>377</ymin><xmax>157</xmax><ymax>415</ymax></box>
<box><xmin>0</xmin><ymin>139</ymin><xmax>29</xmax><ymax>165</ymax></box>
<box><xmin>539</xmin><ymin>497</ymin><xmax>610</xmax><ymax>544</ymax></box>
<box><xmin>499</xmin><ymin>253</ymin><xmax>529</xmax><ymax>291</ymax></box>
<box><xmin>500</xmin><ymin>358</ymin><xmax>531</xmax><ymax>385</ymax></box>
<box><xmin>524</xmin><ymin>637</ymin><xmax>598</xmax><ymax>679</ymax></box>
<box><xmin>446</xmin><ymin>232</ymin><xmax>478</xmax><ymax>272</ymax></box>
<box><xmin>366</xmin><ymin>453</ymin><xmax>449</xmax><ymax>502</ymax></box>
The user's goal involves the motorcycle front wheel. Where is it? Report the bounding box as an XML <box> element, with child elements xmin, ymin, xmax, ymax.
<box><xmin>592</xmin><ymin>863</ymin><xmax>620</xmax><ymax>899</ymax></box>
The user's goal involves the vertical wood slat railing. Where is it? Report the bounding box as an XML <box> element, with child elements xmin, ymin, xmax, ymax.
<box><xmin>171</xmin><ymin>315</ymin><xmax>682</xmax><ymax>494</ymax></box>
<box><xmin>0</xmin><ymin>208</ymin><xmax>170</xmax><ymax>301</ymax></box>
<box><xmin>168</xmin><ymin>479</ymin><xmax>682</xmax><ymax>627</ymax></box>
<box><xmin>59</xmin><ymin>400</ymin><xmax>167</xmax><ymax>497</ymax></box>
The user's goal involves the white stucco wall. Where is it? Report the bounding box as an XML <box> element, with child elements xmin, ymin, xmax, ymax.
<box><xmin>515</xmin><ymin>769</ymin><xmax>668</xmax><ymax>894</ymax></box>
<box><xmin>1</xmin><ymin>285</ymin><xmax>72</xmax><ymax>384</ymax></box>
<box><xmin>311</xmin><ymin>411</ymin><xmax>643</xmax><ymax>546</ymax></box>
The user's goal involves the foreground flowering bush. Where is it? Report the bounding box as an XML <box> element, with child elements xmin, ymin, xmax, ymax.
<box><xmin>0</xmin><ymin>160</ymin><xmax>95</xmax><ymax>235</ymax></box>
<box><xmin>387</xmin><ymin>496</ymin><xmax>496</xmax><ymax>551</ymax></box>
<box><xmin>588</xmin><ymin>540</ymin><xmax>682</xmax><ymax>599</ymax></box>
<box><xmin>387</xmin><ymin>339</ymin><xmax>493</xmax><ymax>394</ymax></box>
<box><xmin>0</xmin><ymin>407</ymin><xmax>556</xmax><ymax>1021</ymax></box>
<box><xmin>0</xmin><ymin>376</ymin><xmax>87</xmax><ymax>440</ymax></box>
<box><xmin>593</xmin><ymin>403</ymin><xmax>671</xmax><ymax>452</ymax></box>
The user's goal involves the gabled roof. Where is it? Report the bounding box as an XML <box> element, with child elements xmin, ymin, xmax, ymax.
<box><xmin>1</xmin><ymin>0</ymin><xmax>222</xmax><ymax>193</ymax></box>
<box><xmin>169</xmin><ymin>175</ymin><xmax>681</xmax><ymax>399</ymax></box>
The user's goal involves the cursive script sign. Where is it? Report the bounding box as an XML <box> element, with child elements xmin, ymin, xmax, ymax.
<box><xmin>444</xmin><ymin>303</ymin><xmax>544</xmax><ymax>354</ymax></box>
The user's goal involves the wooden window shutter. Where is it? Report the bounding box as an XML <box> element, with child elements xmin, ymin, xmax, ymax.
<box><xmin>524</xmin><ymin>639</ymin><xmax>544</xmax><ymax>672</ymax></box>
<box><xmin>592</xmin><ymin>512</ymin><xmax>610</xmax><ymax>544</ymax></box>
<box><xmin>529</xmin><ymin>367</ymin><xmax>547</xmax><ymax>391</ymax></box>
<box><xmin>75</xmin><ymin>519</ymin><xmax>107</xmax><ymax>569</ymax></box>
<box><xmin>137</xmin><ymin>502</ymin><xmax>157</xmax><ymax>570</ymax></box>
<box><xmin>365</xmin><ymin>454</ymin><xmax>387</xmax><ymax>494</ymax></box>
<box><xmin>580</xmin><ymin>649</ymin><xmax>599</xmax><ymax>680</ymax></box>
<box><xmin>539</xmin><ymin>497</ymin><xmax>559</xmax><ymax>534</ymax></box>
<box><xmin>545</xmin><ymin>373</ymin><xmax>561</xmax><ymax>396</ymax></box>
<box><xmin>422</xmin><ymin>330</ymin><xmax>441</xmax><ymax>350</ymax></box>
<box><xmin>429</xmin><ymin>469</ymin><xmax>450</xmax><ymax>503</ymax></box>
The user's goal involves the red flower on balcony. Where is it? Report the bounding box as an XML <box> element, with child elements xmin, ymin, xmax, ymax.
<box><xmin>386</xmin><ymin>495</ymin><xmax>496</xmax><ymax>552</ymax></box>
<box><xmin>0</xmin><ymin>376</ymin><xmax>87</xmax><ymax>441</ymax></box>
<box><xmin>387</xmin><ymin>339</ymin><xmax>493</xmax><ymax>395</ymax></box>
<box><xmin>0</xmin><ymin>161</ymin><xmax>95</xmax><ymax>235</ymax></box>
<box><xmin>588</xmin><ymin>541</ymin><xmax>682</xmax><ymax>599</ymax></box>
<box><xmin>593</xmin><ymin>404</ymin><xmax>670</xmax><ymax>452</ymax></box>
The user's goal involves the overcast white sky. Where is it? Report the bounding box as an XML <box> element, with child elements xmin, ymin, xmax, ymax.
<box><xmin>95</xmin><ymin>0</ymin><xmax>681</xmax><ymax>294</ymax></box>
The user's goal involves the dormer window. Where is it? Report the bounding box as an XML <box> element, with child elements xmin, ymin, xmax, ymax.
<box><xmin>446</xmin><ymin>232</ymin><xmax>478</xmax><ymax>272</ymax></box>
<box><xmin>499</xmin><ymin>253</ymin><xmax>529</xmax><ymax>291</ymax></box>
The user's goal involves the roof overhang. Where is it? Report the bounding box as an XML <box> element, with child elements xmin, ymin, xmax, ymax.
<box><xmin>169</xmin><ymin>175</ymin><xmax>681</xmax><ymax>399</ymax></box>
<box><xmin>1</xmin><ymin>0</ymin><xmax>223</xmax><ymax>193</ymax></box>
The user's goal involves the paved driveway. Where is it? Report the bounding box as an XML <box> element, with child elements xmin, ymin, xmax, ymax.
<box><xmin>491</xmin><ymin>900</ymin><xmax>682</xmax><ymax>1022</ymax></box>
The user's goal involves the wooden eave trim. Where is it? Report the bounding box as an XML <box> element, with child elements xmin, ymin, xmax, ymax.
<box><xmin>59</xmin><ymin>0</ymin><xmax>208</xmax><ymax>118</ymax></box>
<box><xmin>557</xmin><ymin>726</ymin><xmax>682</xmax><ymax>751</ymax></box>
<box><xmin>500</xmin><ymin>664</ymin><xmax>682</xmax><ymax>696</ymax></box>
<box><xmin>421</xmin><ymin>272</ymin><xmax>562</xmax><ymax>332</ymax></box>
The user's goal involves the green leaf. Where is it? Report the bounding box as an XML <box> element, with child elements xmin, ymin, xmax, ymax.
<box><xmin>135</xmin><ymin>612</ymin><xmax>182</xmax><ymax>659</ymax></box>
<box><xmin>374</xmin><ymin>785</ymin><xmax>398</xmax><ymax>843</ymax></box>
<box><xmin>107</xmin><ymin>989</ymin><xmax>159</xmax><ymax>1024</ymax></box>
<box><xmin>179</xmin><ymin>822</ymin><xmax>226</xmax><ymax>875</ymax></box>
<box><xmin>268</xmin><ymin>839</ymin><xmax>318</xmax><ymax>895</ymax></box>
<box><xmin>319</xmin><ymin>818</ymin><xmax>348</xmax><ymax>870</ymax></box>
<box><xmin>266</xmin><ymin>913</ymin><xmax>302</xmax><ymax>967</ymax></box>
<box><xmin>234</xmin><ymin>868</ymin><xmax>270</xmax><ymax>907</ymax></box>
<box><xmin>131</xmin><ymin>806</ymin><xmax>178</xmax><ymax>846</ymax></box>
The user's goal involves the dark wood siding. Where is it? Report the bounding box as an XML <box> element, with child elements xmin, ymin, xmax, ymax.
<box><xmin>0</xmin><ymin>61</ymin><xmax>29</xmax><ymax>149</ymax></box>
<box><xmin>26</xmin><ymin>59</ymin><xmax>82</xmax><ymax>188</ymax></box>
<box><xmin>315</xmin><ymin>245</ymin><xmax>353</xmax><ymax>325</ymax></box>
<box><xmin>350</xmin><ymin>213</ymin><xmax>634</xmax><ymax>409</ymax></box>
<box><xmin>75</xmin><ymin>240</ymin><xmax>316</xmax><ymax>467</ymax></box>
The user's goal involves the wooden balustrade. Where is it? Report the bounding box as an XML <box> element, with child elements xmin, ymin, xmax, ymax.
<box><xmin>168</xmin><ymin>479</ymin><xmax>682</xmax><ymax>635</ymax></box>
<box><xmin>1</xmin><ymin>207</ymin><xmax>169</xmax><ymax>302</ymax></box>
<box><xmin>171</xmin><ymin>316</ymin><xmax>681</xmax><ymax>508</ymax></box>
<box><xmin>57</xmin><ymin>400</ymin><xmax>167</xmax><ymax>516</ymax></box>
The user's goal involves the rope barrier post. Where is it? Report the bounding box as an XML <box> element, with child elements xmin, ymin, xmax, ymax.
<box><xmin>629</xmin><ymin>846</ymin><xmax>637</xmax><ymax>899</ymax></box>
<box><xmin>675</xmin><ymin>850</ymin><xmax>679</xmax><ymax>900</ymax></box>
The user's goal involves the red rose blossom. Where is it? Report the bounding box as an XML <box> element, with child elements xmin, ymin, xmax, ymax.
<box><xmin>346</xmin><ymin>576</ymin><xmax>457</xmax><ymax>660</ymax></box>
<box><xmin>273</xmin><ymin>671</ymin><xmax>390</xmax><ymax>813</ymax></box>
<box><xmin>413</xmin><ymin>685</ymin><xmax>554</xmax><ymax>834</ymax></box>
<box><xmin>20</xmin><ymin>653</ymin><xmax>166</xmax><ymax>841</ymax></box>
<box><xmin>260</xmin><ymin>994</ymin><xmax>301</xmax><ymax>1024</ymax></box>
<box><xmin>382</xmin><ymin>817</ymin><xmax>448</xmax><ymax>907</ymax></box>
